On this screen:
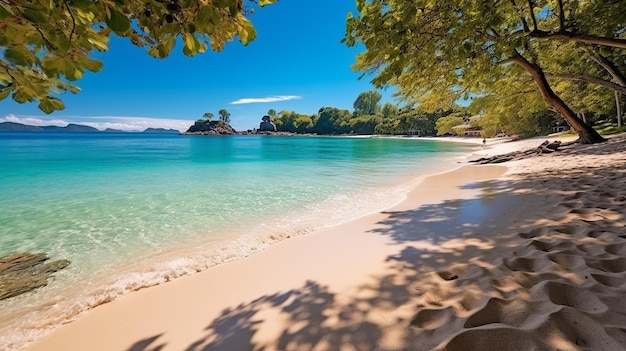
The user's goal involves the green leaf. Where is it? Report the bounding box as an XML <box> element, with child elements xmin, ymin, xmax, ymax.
<box><xmin>106</xmin><ymin>9</ymin><xmax>130</xmax><ymax>34</ymax></box>
<box><xmin>0</xmin><ymin>3</ymin><xmax>13</xmax><ymax>19</ymax></box>
<box><xmin>0</xmin><ymin>87</ymin><xmax>11</xmax><ymax>101</ymax></box>
<box><xmin>49</xmin><ymin>30</ymin><xmax>71</xmax><ymax>52</ymax></box>
<box><xmin>76</xmin><ymin>55</ymin><xmax>103</xmax><ymax>72</ymax></box>
<box><xmin>183</xmin><ymin>33</ymin><xmax>195</xmax><ymax>53</ymax></box>
<box><xmin>4</xmin><ymin>46</ymin><xmax>36</xmax><ymax>66</ymax></box>
<box><xmin>23</xmin><ymin>8</ymin><xmax>47</xmax><ymax>24</ymax></box>
<box><xmin>38</xmin><ymin>97</ymin><xmax>65</xmax><ymax>114</ymax></box>
<box><xmin>88</xmin><ymin>37</ymin><xmax>109</xmax><ymax>51</ymax></box>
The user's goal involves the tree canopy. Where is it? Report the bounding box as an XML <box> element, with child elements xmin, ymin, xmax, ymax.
<box><xmin>0</xmin><ymin>0</ymin><xmax>276</xmax><ymax>113</ymax></box>
<box><xmin>344</xmin><ymin>0</ymin><xmax>626</xmax><ymax>143</ymax></box>
<box><xmin>353</xmin><ymin>90</ymin><xmax>382</xmax><ymax>116</ymax></box>
<box><xmin>218</xmin><ymin>108</ymin><xmax>231</xmax><ymax>124</ymax></box>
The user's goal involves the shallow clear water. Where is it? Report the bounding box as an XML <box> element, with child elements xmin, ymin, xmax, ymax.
<box><xmin>0</xmin><ymin>132</ymin><xmax>472</xmax><ymax>349</ymax></box>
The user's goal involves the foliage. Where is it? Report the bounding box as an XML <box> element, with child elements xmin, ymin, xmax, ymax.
<box><xmin>313</xmin><ymin>107</ymin><xmax>351</xmax><ymax>134</ymax></box>
<box><xmin>344</xmin><ymin>0</ymin><xmax>626</xmax><ymax>143</ymax></box>
<box><xmin>353</xmin><ymin>90</ymin><xmax>382</xmax><ymax>116</ymax></box>
<box><xmin>218</xmin><ymin>108</ymin><xmax>231</xmax><ymax>124</ymax></box>
<box><xmin>349</xmin><ymin>115</ymin><xmax>382</xmax><ymax>134</ymax></box>
<box><xmin>598</xmin><ymin>124</ymin><xmax>626</xmax><ymax>136</ymax></box>
<box><xmin>435</xmin><ymin>116</ymin><xmax>465</xmax><ymax>136</ymax></box>
<box><xmin>0</xmin><ymin>0</ymin><xmax>276</xmax><ymax>113</ymax></box>
<box><xmin>274</xmin><ymin>111</ymin><xmax>314</xmax><ymax>133</ymax></box>
<box><xmin>203</xmin><ymin>112</ymin><xmax>215</xmax><ymax>121</ymax></box>
<box><xmin>272</xmin><ymin>91</ymin><xmax>465</xmax><ymax>136</ymax></box>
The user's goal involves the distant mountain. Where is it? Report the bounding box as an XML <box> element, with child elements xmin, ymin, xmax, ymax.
<box><xmin>0</xmin><ymin>122</ymin><xmax>44</xmax><ymax>131</ymax></box>
<box><xmin>0</xmin><ymin>122</ymin><xmax>99</xmax><ymax>132</ymax></box>
<box><xmin>43</xmin><ymin>124</ymin><xmax>99</xmax><ymax>132</ymax></box>
<box><xmin>142</xmin><ymin>128</ymin><xmax>180</xmax><ymax>134</ymax></box>
<box><xmin>0</xmin><ymin>122</ymin><xmax>181</xmax><ymax>133</ymax></box>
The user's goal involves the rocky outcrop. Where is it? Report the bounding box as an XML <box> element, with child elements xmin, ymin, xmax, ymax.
<box><xmin>259</xmin><ymin>115</ymin><xmax>276</xmax><ymax>132</ymax></box>
<box><xmin>183</xmin><ymin>121</ymin><xmax>238</xmax><ymax>135</ymax></box>
<box><xmin>0</xmin><ymin>252</ymin><xmax>70</xmax><ymax>300</ymax></box>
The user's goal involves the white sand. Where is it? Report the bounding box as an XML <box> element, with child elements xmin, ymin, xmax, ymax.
<box><xmin>23</xmin><ymin>133</ymin><xmax>626</xmax><ymax>351</ymax></box>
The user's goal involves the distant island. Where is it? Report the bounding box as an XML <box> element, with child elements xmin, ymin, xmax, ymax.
<box><xmin>0</xmin><ymin>122</ymin><xmax>180</xmax><ymax>134</ymax></box>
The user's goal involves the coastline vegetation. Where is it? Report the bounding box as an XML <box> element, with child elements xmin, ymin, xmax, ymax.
<box><xmin>343</xmin><ymin>1</ymin><xmax>626</xmax><ymax>144</ymax></box>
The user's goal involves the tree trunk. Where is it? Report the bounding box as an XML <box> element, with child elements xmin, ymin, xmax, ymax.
<box><xmin>617</xmin><ymin>91</ymin><xmax>623</xmax><ymax>128</ymax></box>
<box><xmin>510</xmin><ymin>52</ymin><xmax>605</xmax><ymax>144</ymax></box>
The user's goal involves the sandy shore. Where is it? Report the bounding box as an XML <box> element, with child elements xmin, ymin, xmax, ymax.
<box><xmin>23</xmin><ymin>133</ymin><xmax>626</xmax><ymax>351</ymax></box>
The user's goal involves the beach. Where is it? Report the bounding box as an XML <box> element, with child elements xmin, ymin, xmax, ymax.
<box><xmin>23</xmin><ymin>133</ymin><xmax>626</xmax><ymax>350</ymax></box>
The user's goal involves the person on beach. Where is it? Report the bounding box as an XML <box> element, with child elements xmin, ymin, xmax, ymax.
<box><xmin>482</xmin><ymin>138</ymin><xmax>486</xmax><ymax>148</ymax></box>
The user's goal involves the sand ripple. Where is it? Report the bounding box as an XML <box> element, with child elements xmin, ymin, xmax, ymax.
<box><xmin>407</xmin><ymin>134</ymin><xmax>626</xmax><ymax>351</ymax></box>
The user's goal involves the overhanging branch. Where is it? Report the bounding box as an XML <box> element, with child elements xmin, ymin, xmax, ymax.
<box><xmin>528</xmin><ymin>30</ymin><xmax>626</xmax><ymax>49</ymax></box>
<box><xmin>548</xmin><ymin>72</ymin><xmax>626</xmax><ymax>94</ymax></box>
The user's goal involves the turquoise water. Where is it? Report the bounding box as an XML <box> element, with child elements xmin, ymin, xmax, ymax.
<box><xmin>0</xmin><ymin>132</ymin><xmax>472</xmax><ymax>349</ymax></box>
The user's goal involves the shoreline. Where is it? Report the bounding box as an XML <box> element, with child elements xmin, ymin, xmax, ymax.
<box><xmin>22</xmin><ymin>133</ymin><xmax>626</xmax><ymax>350</ymax></box>
<box><xmin>0</xmin><ymin>137</ymin><xmax>472</xmax><ymax>350</ymax></box>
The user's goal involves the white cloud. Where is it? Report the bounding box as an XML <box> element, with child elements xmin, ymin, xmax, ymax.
<box><xmin>230</xmin><ymin>95</ymin><xmax>302</xmax><ymax>105</ymax></box>
<box><xmin>1</xmin><ymin>114</ymin><xmax>68</xmax><ymax>127</ymax></box>
<box><xmin>1</xmin><ymin>114</ymin><xmax>194</xmax><ymax>132</ymax></box>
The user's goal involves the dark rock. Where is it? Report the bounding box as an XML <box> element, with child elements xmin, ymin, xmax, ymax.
<box><xmin>259</xmin><ymin>115</ymin><xmax>276</xmax><ymax>132</ymax></box>
<box><xmin>0</xmin><ymin>252</ymin><xmax>71</xmax><ymax>300</ymax></box>
<box><xmin>183</xmin><ymin>121</ymin><xmax>238</xmax><ymax>135</ymax></box>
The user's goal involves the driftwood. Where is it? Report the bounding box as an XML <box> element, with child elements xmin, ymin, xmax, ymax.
<box><xmin>0</xmin><ymin>252</ymin><xmax>70</xmax><ymax>300</ymax></box>
<box><xmin>470</xmin><ymin>140</ymin><xmax>572</xmax><ymax>165</ymax></box>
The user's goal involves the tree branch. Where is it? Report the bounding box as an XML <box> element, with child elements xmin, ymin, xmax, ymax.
<box><xmin>556</xmin><ymin>0</ymin><xmax>565</xmax><ymax>32</ymax></box>
<box><xmin>526</xmin><ymin>0</ymin><xmax>538</xmax><ymax>31</ymax></box>
<box><xmin>510</xmin><ymin>0</ymin><xmax>530</xmax><ymax>32</ymax></box>
<box><xmin>62</xmin><ymin>0</ymin><xmax>76</xmax><ymax>43</ymax></box>
<box><xmin>548</xmin><ymin>72</ymin><xmax>626</xmax><ymax>95</ymax></box>
<box><xmin>527</xmin><ymin>30</ymin><xmax>626</xmax><ymax>49</ymax></box>
<box><xmin>585</xmin><ymin>48</ymin><xmax>626</xmax><ymax>86</ymax></box>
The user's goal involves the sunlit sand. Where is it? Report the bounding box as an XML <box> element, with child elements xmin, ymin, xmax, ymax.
<box><xmin>25</xmin><ymin>133</ymin><xmax>626</xmax><ymax>351</ymax></box>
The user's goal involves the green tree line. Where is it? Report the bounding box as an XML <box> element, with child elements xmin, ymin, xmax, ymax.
<box><xmin>270</xmin><ymin>90</ymin><xmax>456</xmax><ymax>136</ymax></box>
<box><xmin>271</xmin><ymin>89</ymin><xmax>614</xmax><ymax>138</ymax></box>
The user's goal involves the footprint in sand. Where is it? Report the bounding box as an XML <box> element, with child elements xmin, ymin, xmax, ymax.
<box><xmin>529</xmin><ymin>240</ymin><xmax>554</xmax><ymax>252</ymax></box>
<box><xmin>547</xmin><ymin>252</ymin><xmax>586</xmax><ymax>270</ymax></box>
<box><xmin>463</xmin><ymin>298</ymin><xmax>523</xmax><ymax>328</ymax></box>
<box><xmin>504</xmin><ymin>256</ymin><xmax>554</xmax><ymax>273</ymax></box>
<box><xmin>410</xmin><ymin>306</ymin><xmax>454</xmax><ymax>330</ymax></box>
<box><xmin>442</xmin><ymin>328</ymin><xmax>542</xmax><ymax>351</ymax></box>
<box><xmin>529</xmin><ymin>239</ymin><xmax>576</xmax><ymax>253</ymax></box>
<box><xmin>435</xmin><ymin>264</ymin><xmax>487</xmax><ymax>282</ymax></box>
<box><xmin>537</xmin><ymin>281</ymin><xmax>608</xmax><ymax>314</ymax></box>
<box><xmin>591</xmin><ymin>273</ymin><xmax>625</xmax><ymax>288</ymax></box>
<box><xmin>576</xmin><ymin>243</ymin><xmax>607</xmax><ymax>256</ymax></box>
<box><xmin>538</xmin><ymin>307</ymin><xmax>623</xmax><ymax>351</ymax></box>
<box><xmin>605</xmin><ymin>242</ymin><xmax>626</xmax><ymax>256</ymax></box>
<box><xmin>519</xmin><ymin>227</ymin><xmax>552</xmax><ymax>239</ymax></box>
<box><xmin>586</xmin><ymin>257</ymin><xmax>626</xmax><ymax>273</ymax></box>
<box><xmin>552</xmin><ymin>224</ymin><xmax>588</xmax><ymax>236</ymax></box>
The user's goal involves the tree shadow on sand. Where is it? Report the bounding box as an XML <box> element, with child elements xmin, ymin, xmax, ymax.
<box><xmin>127</xmin><ymin>139</ymin><xmax>626</xmax><ymax>351</ymax></box>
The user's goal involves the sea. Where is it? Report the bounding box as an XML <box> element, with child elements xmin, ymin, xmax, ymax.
<box><xmin>0</xmin><ymin>132</ymin><xmax>474</xmax><ymax>349</ymax></box>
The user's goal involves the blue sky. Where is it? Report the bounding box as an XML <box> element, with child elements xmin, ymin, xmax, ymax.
<box><xmin>0</xmin><ymin>1</ymin><xmax>395</xmax><ymax>131</ymax></box>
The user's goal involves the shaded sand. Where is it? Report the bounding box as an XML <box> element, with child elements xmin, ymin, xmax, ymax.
<box><xmin>23</xmin><ymin>133</ymin><xmax>626</xmax><ymax>351</ymax></box>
